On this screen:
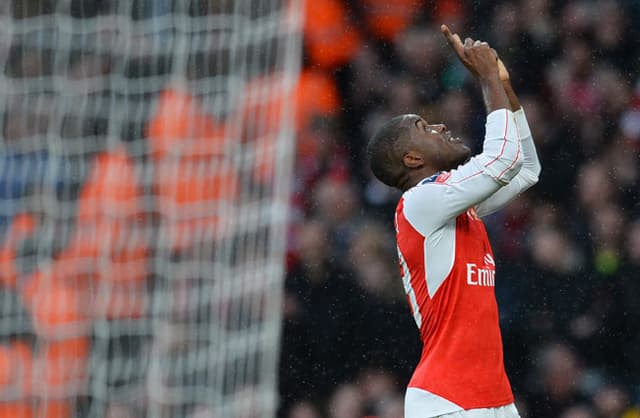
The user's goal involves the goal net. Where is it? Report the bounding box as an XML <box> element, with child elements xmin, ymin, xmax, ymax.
<box><xmin>0</xmin><ymin>1</ymin><xmax>303</xmax><ymax>417</ymax></box>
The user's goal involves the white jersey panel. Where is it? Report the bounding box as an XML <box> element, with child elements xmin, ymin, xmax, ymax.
<box><xmin>423</xmin><ymin>220</ymin><xmax>456</xmax><ymax>297</ymax></box>
<box><xmin>405</xmin><ymin>387</ymin><xmax>464</xmax><ymax>418</ymax></box>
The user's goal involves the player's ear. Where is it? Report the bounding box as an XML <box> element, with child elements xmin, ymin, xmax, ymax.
<box><xmin>403</xmin><ymin>151</ymin><xmax>424</xmax><ymax>169</ymax></box>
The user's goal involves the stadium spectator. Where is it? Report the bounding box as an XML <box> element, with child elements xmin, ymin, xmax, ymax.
<box><xmin>558</xmin><ymin>405</ymin><xmax>597</xmax><ymax>418</ymax></box>
<box><xmin>311</xmin><ymin>177</ymin><xmax>363</xmax><ymax>260</ymax></box>
<box><xmin>592</xmin><ymin>384</ymin><xmax>631</xmax><ymax>418</ymax></box>
<box><xmin>527</xmin><ymin>342</ymin><xmax>590</xmax><ymax>418</ymax></box>
<box><xmin>356</xmin><ymin>368</ymin><xmax>403</xmax><ymax>416</ymax></box>
<box><xmin>287</xmin><ymin>401</ymin><xmax>322</xmax><ymax>418</ymax></box>
<box><xmin>327</xmin><ymin>384</ymin><xmax>364</xmax><ymax>418</ymax></box>
<box><xmin>357</xmin><ymin>0</ymin><xmax>424</xmax><ymax>41</ymax></box>
<box><xmin>376</xmin><ymin>396</ymin><xmax>404</xmax><ymax>418</ymax></box>
<box><xmin>303</xmin><ymin>0</ymin><xmax>362</xmax><ymax>69</ymax></box>
<box><xmin>295</xmin><ymin>70</ymin><xmax>342</xmax><ymax>133</ymax></box>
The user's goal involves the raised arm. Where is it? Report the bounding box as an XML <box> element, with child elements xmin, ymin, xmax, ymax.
<box><xmin>403</xmin><ymin>30</ymin><xmax>522</xmax><ymax>232</ymax></box>
<box><xmin>476</xmin><ymin>61</ymin><xmax>541</xmax><ymax>217</ymax></box>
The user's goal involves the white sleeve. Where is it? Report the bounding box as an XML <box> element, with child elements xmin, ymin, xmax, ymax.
<box><xmin>403</xmin><ymin>109</ymin><xmax>522</xmax><ymax>234</ymax></box>
<box><xmin>476</xmin><ymin>108</ymin><xmax>541</xmax><ymax>218</ymax></box>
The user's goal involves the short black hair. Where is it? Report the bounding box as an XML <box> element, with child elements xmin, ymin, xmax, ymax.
<box><xmin>367</xmin><ymin>115</ymin><xmax>411</xmax><ymax>188</ymax></box>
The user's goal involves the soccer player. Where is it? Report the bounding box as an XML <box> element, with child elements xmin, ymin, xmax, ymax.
<box><xmin>366</xmin><ymin>26</ymin><xmax>541</xmax><ymax>418</ymax></box>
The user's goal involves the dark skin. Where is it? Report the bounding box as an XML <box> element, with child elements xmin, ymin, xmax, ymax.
<box><xmin>395</xmin><ymin>26</ymin><xmax>515</xmax><ymax>192</ymax></box>
<box><xmin>394</xmin><ymin>115</ymin><xmax>471</xmax><ymax>192</ymax></box>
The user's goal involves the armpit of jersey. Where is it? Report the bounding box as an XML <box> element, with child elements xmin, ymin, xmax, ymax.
<box><xmin>402</xmin><ymin>188</ymin><xmax>457</xmax><ymax>297</ymax></box>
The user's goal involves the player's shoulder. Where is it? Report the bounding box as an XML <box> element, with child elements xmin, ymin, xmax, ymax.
<box><xmin>400</xmin><ymin>171</ymin><xmax>452</xmax><ymax>217</ymax></box>
<box><xmin>398</xmin><ymin>171</ymin><xmax>456</xmax><ymax>234</ymax></box>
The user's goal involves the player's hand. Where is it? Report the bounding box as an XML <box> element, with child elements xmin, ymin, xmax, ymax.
<box><xmin>441</xmin><ymin>25</ymin><xmax>499</xmax><ymax>81</ymax></box>
<box><xmin>441</xmin><ymin>24</ymin><xmax>478</xmax><ymax>76</ymax></box>
<box><xmin>461</xmin><ymin>37</ymin><xmax>499</xmax><ymax>82</ymax></box>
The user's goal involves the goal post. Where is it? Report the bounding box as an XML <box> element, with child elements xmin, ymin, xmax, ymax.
<box><xmin>0</xmin><ymin>1</ymin><xmax>304</xmax><ymax>417</ymax></box>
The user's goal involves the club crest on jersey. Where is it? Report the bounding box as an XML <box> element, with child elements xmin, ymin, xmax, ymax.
<box><xmin>466</xmin><ymin>253</ymin><xmax>495</xmax><ymax>287</ymax></box>
<box><xmin>484</xmin><ymin>253</ymin><xmax>495</xmax><ymax>266</ymax></box>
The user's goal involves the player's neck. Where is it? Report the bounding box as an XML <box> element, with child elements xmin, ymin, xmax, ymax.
<box><xmin>400</xmin><ymin>167</ymin><xmax>439</xmax><ymax>192</ymax></box>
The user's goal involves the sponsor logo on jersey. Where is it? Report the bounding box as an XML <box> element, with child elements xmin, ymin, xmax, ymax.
<box><xmin>466</xmin><ymin>254</ymin><xmax>495</xmax><ymax>287</ymax></box>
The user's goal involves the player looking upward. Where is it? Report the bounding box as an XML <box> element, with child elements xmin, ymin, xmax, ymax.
<box><xmin>367</xmin><ymin>26</ymin><xmax>541</xmax><ymax>418</ymax></box>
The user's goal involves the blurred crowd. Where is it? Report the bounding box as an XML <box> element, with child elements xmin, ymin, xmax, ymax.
<box><xmin>279</xmin><ymin>0</ymin><xmax>640</xmax><ymax>418</ymax></box>
<box><xmin>0</xmin><ymin>0</ymin><xmax>638</xmax><ymax>418</ymax></box>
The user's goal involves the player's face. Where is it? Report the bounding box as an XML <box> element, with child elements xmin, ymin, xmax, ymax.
<box><xmin>408</xmin><ymin>115</ymin><xmax>471</xmax><ymax>170</ymax></box>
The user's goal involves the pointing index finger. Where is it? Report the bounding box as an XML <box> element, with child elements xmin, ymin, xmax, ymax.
<box><xmin>441</xmin><ymin>24</ymin><xmax>478</xmax><ymax>76</ymax></box>
<box><xmin>441</xmin><ymin>24</ymin><xmax>464</xmax><ymax>52</ymax></box>
<box><xmin>440</xmin><ymin>24</ymin><xmax>451</xmax><ymax>38</ymax></box>
<box><xmin>441</xmin><ymin>25</ymin><xmax>457</xmax><ymax>44</ymax></box>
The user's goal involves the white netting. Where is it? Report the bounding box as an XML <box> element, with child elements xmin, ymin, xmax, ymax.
<box><xmin>0</xmin><ymin>1</ymin><xmax>302</xmax><ymax>417</ymax></box>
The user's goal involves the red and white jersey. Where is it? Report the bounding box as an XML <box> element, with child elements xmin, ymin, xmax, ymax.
<box><xmin>396</xmin><ymin>109</ymin><xmax>540</xmax><ymax>417</ymax></box>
